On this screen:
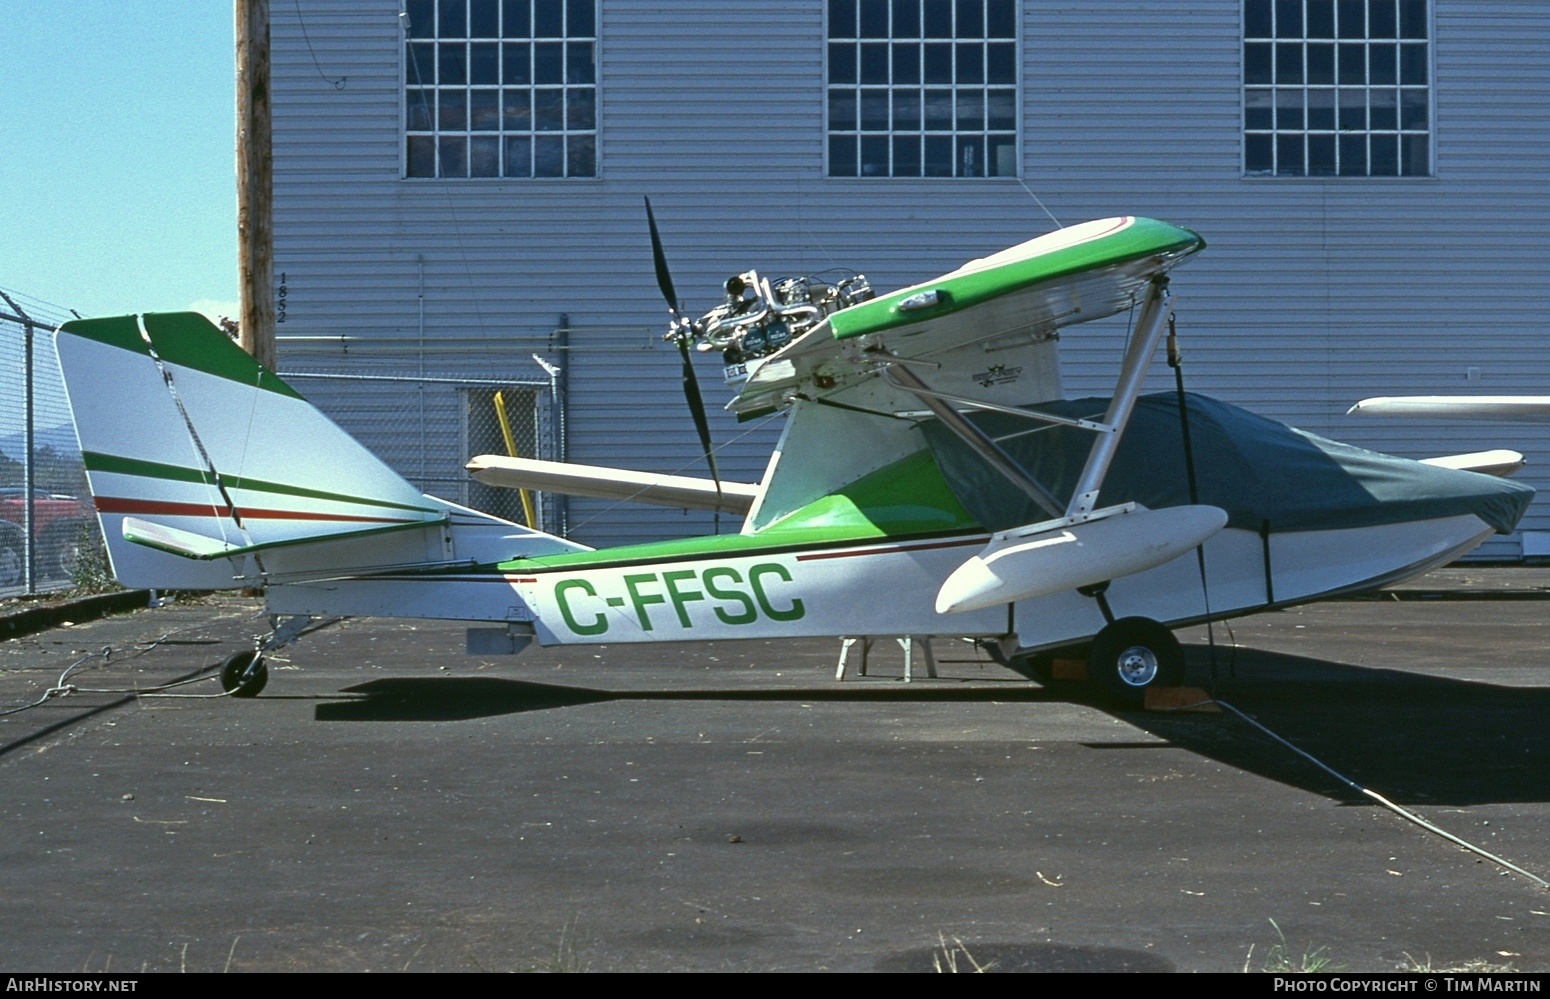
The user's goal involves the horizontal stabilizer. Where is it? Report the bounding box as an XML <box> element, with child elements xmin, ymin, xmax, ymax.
<box><xmin>467</xmin><ymin>454</ymin><xmax>759</xmax><ymax>515</ymax></box>
<box><xmin>121</xmin><ymin>515</ymin><xmax>444</xmax><ymax>561</ymax></box>
<box><xmin>1351</xmin><ymin>396</ymin><xmax>1550</xmax><ymax>422</ymax></box>
<box><xmin>936</xmin><ymin>504</ymin><xmax>1228</xmax><ymax>614</ymax></box>
<box><xmin>1419</xmin><ymin>450</ymin><xmax>1525</xmax><ymax>478</ymax></box>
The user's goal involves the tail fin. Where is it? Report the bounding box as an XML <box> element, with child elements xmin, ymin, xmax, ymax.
<box><xmin>55</xmin><ymin>312</ymin><xmax>582</xmax><ymax>589</ymax></box>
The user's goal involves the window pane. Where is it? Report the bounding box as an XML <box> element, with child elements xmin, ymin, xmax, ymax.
<box><xmin>924</xmin><ymin>43</ymin><xmax>952</xmax><ymax>83</ymax></box>
<box><xmin>534</xmin><ymin>42</ymin><xmax>562</xmax><ymax>83</ymax></box>
<box><xmin>829</xmin><ymin>88</ymin><xmax>858</xmax><ymax>130</ymax></box>
<box><xmin>408</xmin><ymin>134</ymin><xmax>437</xmax><ymax>175</ymax></box>
<box><xmin>860</xmin><ymin>0</ymin><xmax>888</xmax><ymax>38</ymax></box>
<box><xmin>534</xmin><ymin>87</ymin><xmax>563</xmax><ymax>130</ymax></box>
<box><xmin>987</xmin><ymin>135</ymin><xmax>1016</xmax><ymax>177</ymax></box>
<box><xmin>1307</xmin><ymin>0</ymin><xmax>1334</xmax><ymax>38</ymax></box>
<box><xmin>1275</xmin><ymin>88</ymin><xmax>1304</xmax><ymax>130</ymax></box>
<box><xmin>1274</xmin><ymin>0</ymin><xmax>1301</xmax><ymax>37</ymax></box>
<box><xmin>439</xmin><ymin>135</ymin><xmax>468</xmax><ymax>177</ymax></box>
<box><xmin>1308</xmin><ymin>134</ymin><xmax>1336</xmax><ymax>175</ymax></box>
<box><xmin>956</xmin><ymin>135</ymin><xmax>984</xmax><ymax>177</ymax></box>
<box><xmin>1308</xmin><ymin>89</ymin><xmax>1334</xmax><ymax>129</ymax></box>
<box><xmin>830</xmin><ymin>0</ymin><xmax>856</xmax><ymax>38</ymax></box>
<box><xmin>955</xmin><ymin>0</ymin><xmax>982</xmax><ymax>38</ymax></box>
<box><xmin>860</xmin><ymin>88</ymin><xmax>889</xmax><ymax>130</ymax></box>
<box><xmin>407</xmin><ymin>89</ymin><xmax>435</xmax><ymax>130</ymax></box>
<box><xmin>893</xmin><ymin>43</ymin><xmax>921</xmax><ymax>84</ymax></box>
<box><xmin>986</xmin><ymin>87</ymin><xmax>1015</xmax><ymax>130</ymax></box>
<box><xmin>534</xmin><ymin>134</ymin><xmax>564</xmax><ymax>175</ymax></box>
<box><xmin>471</xmin><ymin>135</ymin><xmax>501</xmax><ymax>175</ymax></box>
<box><xmin>830</xmin><ymin>134</ymin><xmax>859</xmax><ymax>176</ymax></box>
<box><xmin>567</xmin><ymin>87</ymin><xmax>595</xmax><ymax>129</ymax></box>
<box><xmin>504</xmin><ymin>43</ymin><xmax>530</xmax><ymax>84</ymax></box>
<box><xmin>861</xmin><ymin>43</ymin><xmax>889</xmax><ymax>83</ymax></box>
<box><xmin>892</xmin><ymin>0</ymin><xmax>920</xmax><ymax>36</ymax></box>
<box><xmin>408</xmin><ymin>42</ymin><xmax>436</xmax><ymax>85</ymax></box>
<box><xmin>924</xmin><ymin>135</ymin><xmax>952</xmax><ymax>175</ymax></box>
<box><xmin>924</xmin><ymin>0</ymin><xmax>952</xmax><ymax>37</ymax></box>
<box><xmin>1275</xmin><ymin>42</ymin><xmax>1302</xmax><ymax>84</ymax></box>
<box><xmin>830</xmin><ymin>42</ymin><xmax>857</xmax><ymax>84</ymax></box>
<box><xmin>1307</xmin><ymin>43</ymin><xmax>1333</xmax><ymax>84</ymax></box>
<box><xmin>471</xmin><ymin>0</ymin><xmax>500</xmax><ymax>37</ymax></box>
<box><xmin>861</xmin><ymin>135</ymin><xmax>889</xmax><ymax>176</ymax></box>
<box><xmin>1400</xmin><ymin>89</ymin><xmax>1427</xmax><ymax>129</ymax></box>
<box><xmin>407</xmin><ymin>0</ymin><xmax>437</xmax><ymax>38</ymax></box>
<box><xmin>1245</xmin><ymin>133</ymin><xmax>1273</xmax><ymax>173</ymax></box>
<box><xmin>1245</xmin><ymin>0</ymin><xmax>1271</xmax><ymax>38</ymax></box>
<box><xmin>1370</xmin><ymin>88</ymin><xmax>1397</xmax><ymax>129</ymax></box>
<box><xmin>440</xmin><ymin>42</ymin><xmax>467</xmax><ymax>84</ymax></box>
<box><xmin>533</xmin><ymin>0</ymin><xmax>562</xmax><ymax>37</ymax></box>
<box><xmin>567</xmin><ymin>0</ymin><xmax>595</xmax><ymax>37</ymax></box>
<box><xmin>471</xmin><ymin>42</ymin><xmax>499</xmax><ymax>83</ymax></box>
<box><xmin>567</xmin><ymin>42</ymin><xmax>595</xmax><ymax>83</ymax></box>
<box><xmin>893</xmin><ymin>135</ymin><xmax>922</xmax><ymax>176</ymax></box>
<box><xmin>1337</xmin><ymin>88</ymin><xmax>1366</xmax><ymax>130</ymax></box>
<box><xmin>1401</xmin><ymin>133</ymin><xmax>1429</xmax><ymax>175</ymax></box>
<box><xmin>1276</xmin><ymin>133</ymin><xmax>1305</xmax><ymax>175</ymax></box>
<box><xmin>1370</xmin><ymin>45</ymin><xmax>1396</xmax><ymax>84</ymax></box>
<box><xmin>956</xmin><ymin>43</ymin><xmax>983</xmax><ymax>84</ymax></box>
<box><xmin>1337</xmin><ymin>42</ymin><xmax>1364</xmax><ymax>84</ymax></box>
<box><xmin>1245</xmin><ymin>88</ymin><xmax>1272</xmax><ymax>129</ymax></box>
<box><xmin>1400</xmin><ymin>0</ymin><xmax>1427</xmax><ymax>39</ymax></box>
<box><xmin>440</xmin><ymin>89</ymin><xmax>467</xmax><ymax>129</ymax></box>
<box><xmin>1244</xmin><ymin>42</ymin><xmax>1272</xmax><ymax>85</ymax></box>
<box><xmin>439</xmin><ymin>0</ymin><xmax>466</xmax><ymax>37</ymax></box>
<box><xmin>1400</xmin><ymin>43</ymin><xmax>1427</xmax><ymax>85</ymax></box>
<box><xmin>471</xmin><ymin>88</ymin><xmax>500</xmax><ymax>128</ymax></box>
<box><xmin>567</xmin><ymin>134</ymin><xmax>596</xmax><ymax>177</ymax></box>
<box><xmin>986</xmin><ymin>0</ymin><xmax>1015</xmax><ymax>38</ymax></box>
<box><xmin>1336</xmin><ymin>0</ymin><xmax>1363</xmax><ymax>39</ymax></box>
<box><xmin>956</xmin><ymin>89</ymin><xmax>983</xmax><ymax>130</ymax></box>
<box><xmin>894</xmin><ymin>89</ymin><xmax>921</xmax><ymax>130</ymax></box>
<box><xmin>924</xmin><ymin>88</ymin><xmax>953</xmax><ymax>129</ymax></box>
<box><xmin>987</xmin><ymin>42</ymin><xmax>1015</xmax><ymax>83</ymax></box>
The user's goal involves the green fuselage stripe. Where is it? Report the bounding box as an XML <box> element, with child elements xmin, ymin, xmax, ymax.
<box><xmin>82</xmin><ymin>451</ymin><xmax>440</xmax><ymax>515</ymax></box>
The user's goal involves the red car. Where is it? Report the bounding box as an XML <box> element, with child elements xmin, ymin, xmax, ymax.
<box><xmin>0</xmin><ymin>488</ymin><xmax>93</xmax><ymax>588</ymax></box>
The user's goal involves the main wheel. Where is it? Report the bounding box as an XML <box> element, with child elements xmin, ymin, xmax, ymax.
<box><xmin>220</xmin><ymin>650</ymin><xmax>268</xmax><ymax>698</ymax></box>
<box><xmin>1087</xmin><ymin>617</ymin><xmax>1183</xmax><ymax>705</ymax></box>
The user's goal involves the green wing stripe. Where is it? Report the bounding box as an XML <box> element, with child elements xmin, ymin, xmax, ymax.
<box><xmin>57</xmin><ymin>316</ymin><xmax>153</xmax><ymax>355</ymax></box>
<box><xmin>82</xmin><ymin>451</ymin><xmax>441</xmax><ymax>516</ymax></box>
<box><xmin>141</xmin><ymin>312</ymin><xmax>304</xmax><ymax>399</ymax></box>
<box><xmin>830</xmin><ymin>217</ymin><xmax>1204</xmax><ymax>340</ymax></box>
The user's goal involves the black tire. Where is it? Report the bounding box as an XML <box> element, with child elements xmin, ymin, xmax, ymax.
<box><xmin>220</xmin><ymin>651</ymin><xmax>268</xmax><ymax>698</ymax></box>
<box><xmin>1087</xmin><ymin>617</ymin><xmax>1183</xmax><ymax>706</ymax></box>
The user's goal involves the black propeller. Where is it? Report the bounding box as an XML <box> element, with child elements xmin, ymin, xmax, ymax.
<box><xmin>644</xmin><ymin>197</ymin><xmax>724</xmax><ymax>519</ymax></box>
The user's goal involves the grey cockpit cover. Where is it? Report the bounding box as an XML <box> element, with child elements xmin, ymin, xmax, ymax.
<box><xmin>922</xmin><ymin>393</ymin><xmax>1534</xmax><ymax>535</ymax></box>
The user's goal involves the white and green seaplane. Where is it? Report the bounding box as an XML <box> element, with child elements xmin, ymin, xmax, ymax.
<box><xmin>53</xmin><ymin>216</ymin><xmax>1534</xmax><ymax>703</ymax></box>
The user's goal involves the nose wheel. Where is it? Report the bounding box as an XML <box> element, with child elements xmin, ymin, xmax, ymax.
<box><xmin>1087</xmin><ymin>616</ymin><xmax>1183</xmax><ymax>706</ymax></box>
<box><xmin>220</xmin><ymin>650</ymin><xmax>269</xmax><ymax>698</ymax></box>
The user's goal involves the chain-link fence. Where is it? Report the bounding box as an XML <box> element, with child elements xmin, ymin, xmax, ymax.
<box><xmin>277</xmin><ymin>338</ymin><xmax>566</xmax><ymax>536</ymax></box>
<box><xmin>0</xmin><ymin>289</ymin><xmax>98</xmax><ymax>599</ymax></box>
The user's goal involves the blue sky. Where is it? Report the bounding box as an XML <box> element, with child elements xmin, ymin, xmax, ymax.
<box><xmin>0</xmin><ymin>3</ymin><xmax>237</xmax><ymax>322</ymax></box>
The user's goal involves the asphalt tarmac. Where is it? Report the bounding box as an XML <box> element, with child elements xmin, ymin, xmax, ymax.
<box><xmin>2</xmin><ymin>567</ymin><xmax>1550</xmax><ymax>972</ymax></box>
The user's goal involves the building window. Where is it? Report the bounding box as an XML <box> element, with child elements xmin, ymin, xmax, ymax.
<box><xmin>827</xmin><ymin>0</ymin><xmax>1019</xmax><ymax>178</ymax></box>
<box><xmin>1244</xmin><ymin>0</ymin><xmax>1431</xmax><ymax>177</ymax></box>
<box><xmin>405</xmin><ymin>0</ymin><xmax>597</xmax><ymax>179</ymax></box>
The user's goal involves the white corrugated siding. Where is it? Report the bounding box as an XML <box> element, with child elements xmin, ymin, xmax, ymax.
<box><xmin>273</xmin><ymin>1</ymin><xmax>1550</xmax><ymax>556</ymax></box>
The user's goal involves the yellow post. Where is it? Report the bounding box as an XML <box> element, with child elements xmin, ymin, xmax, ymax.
<box><xmin>493</xmin><ymin>391</ymin><xmax>537</xmax><ymax>529</ymax></box>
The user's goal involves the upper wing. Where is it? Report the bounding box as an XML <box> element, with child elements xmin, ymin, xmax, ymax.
<box><xmin>730</xmin><ymin>216</ymin><xmax>1204</xmax><ymax>415</ymax></box>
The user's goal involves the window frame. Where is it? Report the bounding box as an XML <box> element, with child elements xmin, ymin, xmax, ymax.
<box><xmin>402</xmin><ymin>0</ymin><xmax>601</xmax><ymax>181</ymax></box>
<box><xmin>825</xmin><ymin>0</ymin><xmax>1023</xmax><ymax>180</ymax></box>
<box><xmin>1242</xmin><ymin>0</ymin><xmax>1434</xmax><ymax>179</ymax></box>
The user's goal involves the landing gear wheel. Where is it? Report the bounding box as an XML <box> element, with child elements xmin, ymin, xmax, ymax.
<box><xmin>220</xmin><ymin>650</ymin><xmax>268</xmax><ymax>698</ymax></box>
<box><xmin>1087</xmin><ymin>617</ymin><xmax>1183</xmax><ymax>706</ymax></box>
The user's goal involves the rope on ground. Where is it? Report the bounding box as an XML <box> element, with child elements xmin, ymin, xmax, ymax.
<box><xmin>1213</xmin><ymin>696</ymin><xmax>1550</xmax><ymax>890</ymax></box>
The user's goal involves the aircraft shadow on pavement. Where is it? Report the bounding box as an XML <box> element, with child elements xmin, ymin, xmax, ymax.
<box><xmin>312</xmin><ymin>646</ymin><xmax>1550</xmax><ymax>807</ymax></box>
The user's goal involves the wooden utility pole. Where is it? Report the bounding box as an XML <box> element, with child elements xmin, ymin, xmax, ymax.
<box><xmin>236</xmin><ymin>0</ymin><xmax>275</xmax><ymax>369</ymax></box>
